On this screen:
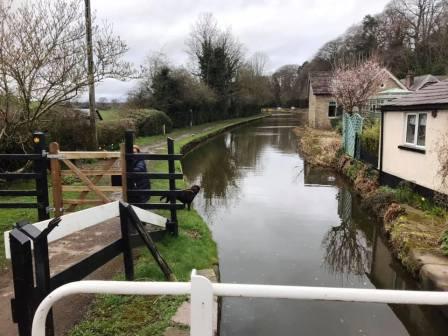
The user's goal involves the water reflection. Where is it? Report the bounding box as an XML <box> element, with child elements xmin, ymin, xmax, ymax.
<box><xmin>182</xmin><ymin>113</ymin><xmax>448</xmax><ymax>336</ymax></box>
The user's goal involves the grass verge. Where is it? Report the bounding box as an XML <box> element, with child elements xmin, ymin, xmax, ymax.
<box><xmin>68</xmin><ymin>115</ymin><xmax>267</xmax><ymax>335</ymax></box>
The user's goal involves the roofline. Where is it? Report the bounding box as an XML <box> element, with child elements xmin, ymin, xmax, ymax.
<box><xmin>381</xmin><ymin>103</ymin><xmax>448</xmax><ymax>112</ymax></box>
<box><xmin>382</xmin><ymin>68</ymin><xmax>408</xmax><ymax>90</ymax></box>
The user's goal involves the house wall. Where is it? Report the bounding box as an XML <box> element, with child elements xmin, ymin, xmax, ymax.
<box><xmin>308</xmin><ymin>85</ymin><xmax>316</xmax><ymax>127</ymax></box>
<box><xmin>382</xmin><ymin>110</ymin><xmax>448</xmax><ymax>194</ymax></box>
<box><xmin>314</xmin><ymin>95</ymin><xmax>334</xmax><ymax>129</ymax></box>
<box><xmin>308</xmin><ymin>87</ymin><xmax>334</xmax><ymax>129</ymax></box>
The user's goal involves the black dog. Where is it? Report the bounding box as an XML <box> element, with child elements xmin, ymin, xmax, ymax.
<box><xmin>160</xmin><ymin>185</ymin><xmax>201</xmax><ymax>210</ymax></box>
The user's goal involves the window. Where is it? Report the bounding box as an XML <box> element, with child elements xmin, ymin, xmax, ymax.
<box><xmin>405</xmin><ymin>113</ymin><xmax>426</xmax><ymax>147</ymax></box>
<box><xmin>328</xmin><ymin>101</ymin><xmax>337</xmax><ymax>118</ymax></box>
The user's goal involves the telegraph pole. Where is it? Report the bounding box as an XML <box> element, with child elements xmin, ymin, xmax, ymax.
<box><xmin>84</xmin><ymin>0</ymin><xmax>98</xmax><ymax>149</ymax></box>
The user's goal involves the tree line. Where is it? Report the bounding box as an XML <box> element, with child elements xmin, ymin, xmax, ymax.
<box><xmin>271</xmin><ymin>0</ymin><xmax>448</xmax><ymax>105</ymax></box>
<box><xmin>128</xmin><ymin>14</ymin><xmax>273</xmax><ymax>127</ymax></box>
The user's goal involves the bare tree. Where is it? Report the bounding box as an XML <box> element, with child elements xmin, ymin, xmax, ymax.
<box><xmin>0</xmin><ymin>0</ymin><xmax>132</xmax><ymax>151</ymax></box>
<box><xmin>248</xmin><ymin>52</ymin><xmax>269</xmax><ymax>77</ymax></box>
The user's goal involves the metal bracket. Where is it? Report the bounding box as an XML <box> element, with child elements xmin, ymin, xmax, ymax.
<box><xmin>46</xmin><ymin>206</ymin><xmax>64</xmax><ymax>214</ymax></box>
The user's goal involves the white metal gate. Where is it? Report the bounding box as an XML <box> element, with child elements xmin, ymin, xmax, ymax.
<box><xmin>32</xmin><ymin>270</ymin><xmax>448</xmax><ymax>336</ymax></box>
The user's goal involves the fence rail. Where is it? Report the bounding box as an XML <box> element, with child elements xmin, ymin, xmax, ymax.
<box><xmin>32</xmin><ymin>270</ymin><xmax>448</xmax><ymax>336</ymax></box>
<box><xmin>0</xmin><ymin>132</ymin><xmax>50</xmax><ymax>220</ymax></box>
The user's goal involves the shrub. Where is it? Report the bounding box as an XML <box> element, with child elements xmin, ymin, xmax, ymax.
<box><xmin>42</xmin><ymin>107</ymin><xmax>91</xmax><ymax>150</ymax></box>
<box><xmin>360</xmin><ymin>120</ymin><xmax>380</xmax><ymax>156</ymax></box>
<box><xmin>361</xmin><ymin>189</ymin><xmax>396</xmax><ymax>218</ymax></box>
<box><xmin>122</xmin><ymin>109</ymin><xmax>172</xmax><ymax>136</ymax></box>
<box><xmin>441</xmin><ymin>230</ymin><xmax>448</xmax><ymax>255</ymax></box>
<box><xmin>97</xmin><ymin>119</ymin><xmax>135</xmax><ymax>150</ymax></box>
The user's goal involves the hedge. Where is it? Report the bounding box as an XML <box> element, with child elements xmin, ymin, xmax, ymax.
<box><xmin>122</xmin><ymin>109</ymin><xmax>173</xmax><ymax>136</ymax></box>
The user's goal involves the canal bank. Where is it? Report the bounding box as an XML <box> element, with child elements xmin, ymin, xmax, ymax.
<box><xmin>293</xmin><ymin>126</ymin><xmax>448</xmax><ymax>294</ymax></box>
<box><xmin>68</xmin><ymin>115</ymin><xmax>270</xmax><ymax>336</ymax></box>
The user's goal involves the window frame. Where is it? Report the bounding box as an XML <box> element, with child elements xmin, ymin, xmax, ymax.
<box><xmin>328</xmin><ymin>101</ymin><xmax>338</xmax><ymax>118</ymax></box>
<box><xmin>404</xmin><ymin>112</ymin><xmax>427</xmax><ymax>149</ymax></box>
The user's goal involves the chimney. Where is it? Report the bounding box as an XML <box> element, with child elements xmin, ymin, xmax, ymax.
<box><xmin>405</xmin><ymin>72</ymin><xmax>414</xmax><ymax>89</ymax></box>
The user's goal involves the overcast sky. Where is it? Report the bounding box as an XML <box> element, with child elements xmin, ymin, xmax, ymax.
<box><xmin>89</xmin><ymin>0</ymin><xmax>391</xmax><ymax>101</ymax></box>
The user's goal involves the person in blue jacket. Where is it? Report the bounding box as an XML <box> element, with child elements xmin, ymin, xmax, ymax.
<box><xmin>128</xmin><ymin>145</ymin><xmax>150</xmax><ymax>203</ymax></box>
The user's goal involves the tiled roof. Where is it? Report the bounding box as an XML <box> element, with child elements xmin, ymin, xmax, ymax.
<box><xmin>309</xmin><ymin>71</ymin><xmax>332</xmax><ymax>95</ymax></box>
<box><xmin>382</xmin><ymin>80</ymin><xmax>448</xmax><ymax>111</ymax></box>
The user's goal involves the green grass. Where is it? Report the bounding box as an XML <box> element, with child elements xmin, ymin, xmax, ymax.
<box><xmin>98</xmin><ymin>108</ymin><xmax>121</xmax><ymax>121</ymax></box>
<box><xmin>136</xmin><ymin>115</ymin><xmax>267</xmax><ymax>148</ymax></box>
<box><xmin>68</xmin><ymin>115</ymin><xmax>271</xmax><ymax>335</ymax></box>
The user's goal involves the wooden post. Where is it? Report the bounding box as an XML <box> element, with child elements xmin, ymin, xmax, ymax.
<box><xmin>9</xmin><ymin>229</ymin><xmax>35</xmax><ymax>336</ymax></box>
<box><xmin>120</xmin><ymin>144</ymin><xmax>128</xmax><ymax>202</ymax></box>
<box><xmin>119</xmin><ymin>202</ymin><xmax>134</xmax><ymax>280</ymax></box>
<box><xmin>167</xmin><ymin>138</ymin><xmax>178</xmax><ymax>236</ymax></box>
<box><xmin>49</xmin><ymin>142</ymin><xmax>63</xmax><ymax>217</ymax></box>
<box><xmin>124</xmin><ymin>131</ymin><xmax>134</xmax><ymax>203</ymax></box>
<box><xmin>32</xmin><ymin>132</ymin><xmax>50</xmax><ymax>221</ymax></box>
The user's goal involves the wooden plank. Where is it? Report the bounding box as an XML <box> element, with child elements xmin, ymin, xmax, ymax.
<box><xmin>66</xmin><ymin>158</ymin><xmax>117</xmax><ymax>212</ymax></box>
<box><xmin>62</xmin><ymin>159</ymin><xmax>111</xmax><ymax>203</ymax></box>
<box><xmin>62</xmin><ymin>186</ymin><xmax>122</xmax><ymax>192</ymax></box>
<box><xmin>0</xmin><ymin>203</ymin><xmax>39</xmax><ymax>209</ymax></box>
<box><xmin>4</xmin><ymin>201</ymin><xmax>168</xmax><ymax>258</ymax></box>
<box><xmin>0</xmin><ymin>190</ymin><xmax>38</xmax><ymax>196</ymax></box>
<box><xmin>120</xmin><ymin>144</ymin><xmax>128</xmax><ymax>202</ymax></box>
<box><xmin>61</xmin><ymin>170</ymin><xmax>121</xmax><ymax>176</ymax></box>
<box><xmin>131</xmin><ymin>203</ymin><xmax>185</xmax><ymax>210</ymax></box>
<box><xmin>64</xmin><ymin>199</ymin><xmax>104</xmax><ymax>205</ymax></box>
<box><xmin>125</xmin><ymin>153</ymin><xmax>183</xmax><ymax>160</ymax></box>
<box><xmin>50</xmin><ymin>239</ymin><xmax>123</xmax><ymax>290</ymax></box>
<box><xmin>0</xmin><ymin>154</ymin><xmax>42</xmax><ymax>159</ymax></box>
<box><xmin>126</xmin><ymin>172</ymin><xmax>183</xmax><ymax>179</ymax></box>
<box><xmin>127</xmin><ymin>190</ymin><xmax>182</xmax><ymax>197</ymax></box>
<box><xmin>0</xmin><ymin>173</ymin><xmax>39</xmax><ymax>180</ymax></box>
<box><xmin>59</xmin><ymin>151</ymin><xmax>120</xmax><ymax>159</ymax></box>
<box><xmin>50</xmin><ymin>142</ymin><xmax>63</xmax><ymax>217</ymax></box>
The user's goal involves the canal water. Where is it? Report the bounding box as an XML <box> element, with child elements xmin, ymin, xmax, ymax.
<box><xmin>182</xmin><ymin>113</ymin><xmax>448</xmax><ymax>336</ymax></box>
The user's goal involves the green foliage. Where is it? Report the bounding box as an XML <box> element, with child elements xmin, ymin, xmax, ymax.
<box><xmin>69</xmin><ymin>125</ymin><xmax>220</xmax><ymax>336</ymax></box>
<box><xmin>345</xmin><ymin>160</ymin><xmax>364</xmax><ymax>181</ymax></box>
<box><xmin>360</xmin><ymin>119</ymin><xmax>380</xmax><ymax>156</ymax></box>
<box><xmin>43</xmin><ymin>108</ymin><xmax>91</xmax><ymax>150</ymax></box>
<box><xmin>97</xmin><ymin>119</ymin><xmax>135</xmax><ymax>150</ymax></box>
<box><xmin>123</xmin><ymin>109</ymin><xmax>173</xmax><ymax>136</ymax></box>
<box><xmin>330</xmin><ymin>118</ymin><xmax>343</xmax><ymax>134</ymax></box>
<box><xmin>362</xmin><ymin>188</ymin><xmax>396</xmax><ymax>217</ymax></box>
<box><xmin>441</xmin><ymin>230</ymin><xmax>448</xmax><ymax>255</ymax></box>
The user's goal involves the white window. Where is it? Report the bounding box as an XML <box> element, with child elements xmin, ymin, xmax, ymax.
<box><xmin>405</xmin><ymin>113</ymin><xmax>427</xmax><ymax>147</ymax></box>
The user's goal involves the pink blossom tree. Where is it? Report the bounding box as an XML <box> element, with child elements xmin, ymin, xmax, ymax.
<box><xmin>330</xmin><ymin>60</ymin><xmax>389</xmax><ymax>114</ymax></box>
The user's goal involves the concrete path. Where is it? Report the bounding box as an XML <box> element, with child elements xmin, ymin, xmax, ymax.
<box><xmin>0</xmin><ymin>219</ymin><xmax>126</xmax><ymax>335</ymax></box>
<box><xmin>164</xmin><ymin>269</ymin><xmax>219</xmax><ymax>336</ymax></box>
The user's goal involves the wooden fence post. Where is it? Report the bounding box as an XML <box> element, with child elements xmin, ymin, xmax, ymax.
<box><xmin>167</xmin><ymin>138</ymin><xmax>178</xmax><ymax>236</ymax></box>
<box><xmin>49</xmin><ymin>142</ymin><xmax>63</xmax><ymax>217</ymax></box>
<box><xmin>120</xmin><ymin>144</ymin><xmax>128</xmax><ymax>202</ymax></box>
<box><xmin>119</xmin><ymin>202</ymin><xmax>134</xmax><ymax>280</ymax></box>
<box><xmin>124</xmin><ymin>130</ymin><xmax>134</xmax><ymax>203</ymax></box>
<box><xmin>10</xmin><ymin>229</ymin><xmax>35</xmax><ymax>336</ymax></box>
<box><xmin>32</xmin><ymin>132</ymin><xmax>50</xmax><ymax>221</ymax></box>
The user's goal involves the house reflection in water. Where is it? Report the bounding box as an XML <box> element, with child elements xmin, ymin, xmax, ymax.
<box><xmin>303</xmin><ymin>162</ymin><xmax>448</xmax><ymax>336</ymax></box>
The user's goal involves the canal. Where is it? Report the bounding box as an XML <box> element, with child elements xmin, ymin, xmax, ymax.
<box><xmin>182</xmin><ymin>113</ymin><xmax>448</xmax><ymax>336</ymax></box>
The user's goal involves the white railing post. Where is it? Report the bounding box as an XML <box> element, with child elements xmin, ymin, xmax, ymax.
<box><xmin>190</xmin><ymin>270</ymin><xmax>214</xmax><ymax>336</ymax></box>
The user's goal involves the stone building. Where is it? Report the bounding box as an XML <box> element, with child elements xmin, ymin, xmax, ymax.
<box><xmin>307</xmin><ymin>70</ymin><xmax>407</xmax><ymax>129</ymax></box>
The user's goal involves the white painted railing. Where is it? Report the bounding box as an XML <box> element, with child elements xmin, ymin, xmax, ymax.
<box><xmin>32</xmin><ymin>270</ymin><xmax>448</xmax><ymax>336</ymax></box>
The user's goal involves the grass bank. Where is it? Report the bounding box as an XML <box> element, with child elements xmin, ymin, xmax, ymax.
<box><xmin>293</xmin><ymin>126</ymin><xmax>448</xmax><ymax>280</ymax></box>
<box><xmin>68</xmin><ymin>114</ymin><xmax>268</xmax><ymax>335</ymax></box>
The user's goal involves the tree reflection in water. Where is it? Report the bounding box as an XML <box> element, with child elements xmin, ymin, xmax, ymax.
<box><xmin>322</xmin><ymin>189</ymin><xmax>372</xmax><ymax>278</ymax></box>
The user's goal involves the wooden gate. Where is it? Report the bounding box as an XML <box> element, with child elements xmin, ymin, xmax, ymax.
<box><xmin>49</xmin><ymin>142</ymin><xmax>123</xmax><ymax>216</ymax></box>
